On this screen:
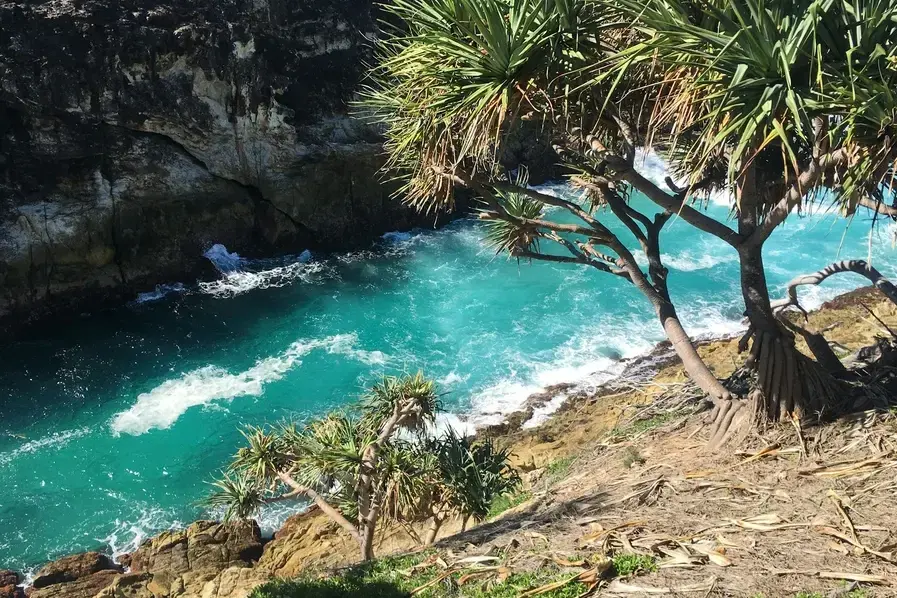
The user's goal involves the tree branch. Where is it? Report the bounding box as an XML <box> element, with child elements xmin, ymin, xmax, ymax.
<box><xmin>772</xmin><ymin>259</ymin><xmax>897</xmax><ymax>313</ymax></box>
<box><xmin>621</xmin><ymin>169</ymin><xmax>744</xmax><ymax>247</ymax></box>
<box><xmin>489</xmin><ymin>180</ymin><xmax>611</xmax><ymax>235</ymax></box>
<box><xmin>856</xmin><ymin>196</ymin><xmax>897</xmax><ymax>219</ymax></box>
<box><xmin>276</xmin><ymin>472</ymin><xmax>361</xmax><ymax>542</ymax></box>
<box><xmin>743</xmin><ymin>148</ymin><xmax>849</xmax><ymax>248</ymax></box>
<box><xmin>514</xmin><ymin>248</ymin><xmax>630</xmax><ymax>279</ymax></box>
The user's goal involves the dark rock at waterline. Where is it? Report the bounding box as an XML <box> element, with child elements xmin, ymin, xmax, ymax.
<box><xmin>129</xmin><ymin>520</ymin><xmax>263</xmax><ymax>576</ymax></box>
<box><xmin>0</xmin><ymin>0</ymin><xmax>466</xmax><ymax>332</ymax></box>
<box><xmin>116</xmin><ymin>553</ymin><xmax>132</xmax><ymax>569</ymax></box>
<box><xmin>31</xmin><ymin>552</ymin><xmax>121</xmax><ymax>589</ymax></box>
<box><xmin>0</xmin><ymin>570</ymin><xmax>23</xmax><ymax>598</ymax></box>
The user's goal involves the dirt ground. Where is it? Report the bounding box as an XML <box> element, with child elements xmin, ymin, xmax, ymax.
<box><xmin>440</xmin><ymin>404</ymin><xmax>897</xmax><ymax>597</ymax></box>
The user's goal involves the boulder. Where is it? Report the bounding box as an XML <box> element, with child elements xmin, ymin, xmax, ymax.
<box><xmin>31</xmin><ymin>552</ymin><xmax>120</xmax><ymax>589</ymax></box>
<box><xmin>256</xmin><ymin>508</ymin><xmax>355</xmax><ymax>578</ymax></box>
<box><xmin>0</xmin><ymin>570</ymin><xmax>23</xmax><ymax>598</ymax></box>
<box><xmin>94</xmin><ymin>567</ymin><xmax>268</xmax><ymax>598</ymax></box>
<box><xmin>129</xmin><ymin>520</ymin><xmax>262</xmax><ymax>577</ymax></box>
<box><xmin>29</xmin><ymin>570</ymin><xmax>120</xmax><ymax>598</ymax></box>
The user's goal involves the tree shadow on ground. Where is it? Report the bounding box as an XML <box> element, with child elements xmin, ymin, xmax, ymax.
<box><xmin>251</xmin><ymin>577</ymin><xmax>408</xmax><ymax>598</ymax></box>
<box><xmin>436</xmin><ymin>486</ymin><xmax>612</xmax><ymax>549</ymax></box>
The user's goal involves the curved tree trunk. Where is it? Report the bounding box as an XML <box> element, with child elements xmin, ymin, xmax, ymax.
<box><xmin>777</xmin><ymin>260</ymin><xmax>897</xmax><ymax>307</ymax></box>
<box><xmin>611</xmin><ymin>235</ymin><xmax>733</xmax><ymax>403</ymax></box>
<box><xmin>424</xmin><ymin>515</ymin><xmax>444</xmax><ymax>546</ymax></box>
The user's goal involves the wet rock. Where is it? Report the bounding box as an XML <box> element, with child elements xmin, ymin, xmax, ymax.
<box><xmin>31</xmin><ymin>552</ymin><xmax>120</xmax><ymax>589</ymax></box>
<box><xmin>129</xmin><ymin>520</ymin><xmax>263</xmax><ymax>576</ymax></box>
<box><xmin>117</xmin><ymin>553</ymin><xmax>132</xmax><ymax>569</ymax></box>
<box><xmin>0</xmin><ymin>570</ymin><xmax>23</xmax><ymax>598</ymax></box>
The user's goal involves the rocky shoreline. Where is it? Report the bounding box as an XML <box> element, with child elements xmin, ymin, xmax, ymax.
<box><xmin>3</xmin><ymin>286</ymin><xmax>890</xmax><ymax>598</ymax></box>
<box><xmin>0</xmin><ymin>325</ymin><xmax>711</xmax><ymax>598</ymax></box>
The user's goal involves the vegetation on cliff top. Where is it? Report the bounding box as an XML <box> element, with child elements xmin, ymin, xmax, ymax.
<box><xmin>208</xmin><ymin>373</ymin><xmax>520</xmax><ymax>561</ymax></box>
<box><xmin>361</xmin><ymin>0</ymin><xmax>897</xmax><ymax>445</ymax></box>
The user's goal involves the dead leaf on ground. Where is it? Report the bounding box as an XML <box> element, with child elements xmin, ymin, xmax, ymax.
<box><xmin>605</xmin><ymin>576</ymin><xmax>716</xmax><ymax>594</ymax></box>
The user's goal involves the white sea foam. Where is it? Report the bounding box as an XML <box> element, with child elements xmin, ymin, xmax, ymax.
<box><xmin>100</xmin><ymin>505</ymin><xmax>185</xmax><ymax>562</ymax></box>
<box><xmin>110</xmin><ymin>333</ymin><xmax>387</xmax><ymax>435</ymax></box>
<box><xmin>437</xmin><ymin>370</ymin><xmax>470</xmax><ymax>387</ymax></box>
<box><xmin>134</xmin><ymin>283</ymin><xmax>186</xmax><ymax>304</ymax></box>
<box><xmin>382</xmin><ymin>231</ymin><xmax>414</xmax><ymax>244</ymax></box>
<box><xmin>0</xmin><ymin>428</ymin><xmax>91</xmax><ymax>467</ymax></box>
<box><xmin>464</xmin><ymin>340</ymin><xmax>632</xmax><ymax>429</ymax></box>
<box><xmin>198</xmin><ymin>261</ymin><xmax>329</xmax><ymax>298</ymax></box>
<box><xmin>634</xmin><ymin>248</ymin><xmax>737</xmax><ymax>273</ymax></box>
<box><xmin>204</xmin><ymin>243</ymin><xmax>243</xmax><ymax>273</ymax></box>
<box><xmin>664</xmin><ymin>251</ymin><xmax>738</xmax><ymax>272</ymax></box>
<box><xmin>633</xmin><ymin>149</ymin><xmax>736</xmax><ymax>207</ymax></box>
<box><xmin>634</xmin><ymin>149</ymin><xmax>680</xmax><ymax>189</ymax></box>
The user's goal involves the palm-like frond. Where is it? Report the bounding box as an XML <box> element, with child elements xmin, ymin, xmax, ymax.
<box><xmin>601</xmin><ymin>0</ymin><xmax>897</xmax><ymax>211</ymax></box>
<box><xmin>231</xmin><ymin>426</ymin><xmax>287</xmax><ymax>483</ymax></box>
<box><xmin>482</xmin><ymin>191</ymin><xmax>545</xmax><ymax>256</ymax></box>
<box><xmin>362</xmin><ymin>372</ymin><xmax>441</xmax><ymax>433</ymax></box>
<box><xmin>430</xmin><ymin>430</ymin><xmax>520</xmax><ymax>521</ymax></box>
<box><xmin>479</xmin><ymin>169</ymin><xmax>547</xmax><ymax>256</ymax></box>
<box><xmin>203</xmin><ymin>471</ymin><xmax>265</xmax><ymax>522</ymax></box>
<box><xmin>287</xmin><ymin>412</ymin><xmax>371</xmax><ymax>493</ymax></box>
<box><xmin>360</xmin><ymin>0</ymin><xmax>605</xmax><ymax>211</ymax></box>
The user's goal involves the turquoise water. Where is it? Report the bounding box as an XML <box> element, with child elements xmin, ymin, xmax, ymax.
<box><xmin>1</xmin><ymin>170</ymin><xmax>894</xmax><ymax>574</ymax></box>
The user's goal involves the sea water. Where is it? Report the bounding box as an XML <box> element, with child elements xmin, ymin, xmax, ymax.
<box><xmin>1</xmin><ymin>173</ymin><xmax>894</xmax><ymax>573</ymax></box>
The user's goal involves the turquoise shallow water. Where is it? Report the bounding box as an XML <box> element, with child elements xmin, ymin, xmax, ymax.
<box><xmin>1</xmin><ymin>170</ymin><xmax>895</xmax><ymax>574</ymax></box>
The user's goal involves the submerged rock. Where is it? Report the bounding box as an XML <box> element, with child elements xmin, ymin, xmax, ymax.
<box><xmin>0</xmin><ymin>0</ymin><xmax>452</xmax><ymax>330</ymax></box>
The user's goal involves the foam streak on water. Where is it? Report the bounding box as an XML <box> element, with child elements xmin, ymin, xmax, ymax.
<box><xmin>0</xmin><ymin>428</ymin><xmax>91</xmax><ymax>467</ymax></box>
<box><xmin>110</xmin><ymin>333</ymin><xmax>387</xmax><ymax>435</ymax></box>
<box><xmin>198</xmin><ymin>261</ymin><xmax>329</xmax><ymax>298</ymax></box>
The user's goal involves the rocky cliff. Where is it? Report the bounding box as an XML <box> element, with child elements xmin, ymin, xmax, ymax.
<box><xmin>0</xmin><ymin>0</ymin><xmax>444</xmax><ymax>327</ymax></box>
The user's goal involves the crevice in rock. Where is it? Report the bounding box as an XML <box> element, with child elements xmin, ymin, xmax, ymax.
<box><xmin>103</xmin><ymin>122</ymin><xmax>313</xmax><ymax>237</ymax></box>
<box><xmin>99</xmin><ymin>157</ymin><xmax>128</xmax><ymax>285</ymax></box>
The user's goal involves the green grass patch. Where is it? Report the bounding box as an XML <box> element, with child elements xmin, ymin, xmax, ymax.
<box><xmin>611</xmin><ymin>553</ymin><xmax>657</xmax><ymax>577</ymax></box>
<box><xmin>486</xmin><ymin>490</ymin><xmax>532</xmax><ymax>519</ymax></box>
<box><xmin>621</xmin><ymin>447</ymin><xmax>645</xmax><ymax>468</ymax></box>
<box><xmin>794</xmin><ymin>591</ymin><xmax>871</xmax><ymax>598</ymax></box>
<box><xmin>608</xmin><ymin>412</ymin><xmax>678</xmax><ymax>442</ymax></box>
<box><xmin>250</xmin><ymin>552</ymin><xmax>590</xmax><ymax>598</ymax></box>
<box><xmin>543</xmin><ymin>456</ymin><xmax>575</xmax><ymax>484</ymax></box>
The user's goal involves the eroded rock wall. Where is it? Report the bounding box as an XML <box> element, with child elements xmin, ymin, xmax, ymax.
<box><xmin>0</xmin><ymin>0</ymin><xmax>435</xmax><ymax>326</ymax></box>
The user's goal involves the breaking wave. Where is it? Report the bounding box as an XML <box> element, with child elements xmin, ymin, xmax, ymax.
<box><xmin>110</xmin><ymin>333</ymin><xmax>388</xmax><ymax>436</ymax></box>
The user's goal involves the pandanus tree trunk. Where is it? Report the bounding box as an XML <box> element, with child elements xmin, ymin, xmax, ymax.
<box><xmin>424</xmin><ymin>514</ymin><xmax>444</xmax><ymax>546</ymax></box>
<box><xmin>736</xmin><ymin>236</ymin><xmax>842</xmax><ymax>428</ymax></box>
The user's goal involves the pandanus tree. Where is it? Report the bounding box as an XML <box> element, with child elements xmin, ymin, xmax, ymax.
<box><xmin>362</xmin><ymin>0</ymin><xmax>897</xmax><ymax>445</ymax></box>
<box><xmin>598</xmin><ymin>0</ymin><xmax>897</xmax><ymax>440</ymax></box>
<box><xmin>208</xmin><ymin>372</ymin><xmax>441</xmax><ymax>561</ymax></box>
<box><xmin>415</xmin><ymin>430</ymin><xmax>520</xmax><ymax>544</ymax></box>
<box><xmin>361</xmin><ymin>0</ymin><xmax>735</xmax><ymax>424</ymax></box>
<box><xmin>207</xmin><ymin>373</ymin><xmax>520</xmax><ymax>560</ymax></box>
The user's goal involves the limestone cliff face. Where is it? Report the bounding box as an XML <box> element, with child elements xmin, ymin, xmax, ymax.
<box><xmin>0</xmin><ymin>0</ymin><xmax>437</xmax><ymax>326</ymax></box>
